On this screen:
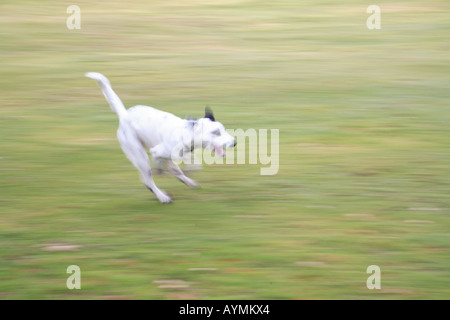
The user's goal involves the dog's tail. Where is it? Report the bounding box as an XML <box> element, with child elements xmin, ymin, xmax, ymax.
<box><xmin>85</xmin><ymin>72</ymin><xmax>128</xmax><ymax>120</ymax></box>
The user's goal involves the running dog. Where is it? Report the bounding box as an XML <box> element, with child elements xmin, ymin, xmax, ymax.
<box><xmin>86</xmin><ymin>72</ymin><xmax>236</xmax><ymax>203</ymax></box>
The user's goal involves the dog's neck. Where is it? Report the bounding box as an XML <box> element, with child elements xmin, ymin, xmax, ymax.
<box><xmin>181</xmin><ymin>119</ymin><xmax>197</xmax><ymax>152</ymax></box>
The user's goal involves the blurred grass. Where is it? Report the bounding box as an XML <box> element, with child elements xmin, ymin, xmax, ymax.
<box><xmin>0</xmin><ymin>0</ymin><xmax>449</xmax><ymax>299</ymax></box>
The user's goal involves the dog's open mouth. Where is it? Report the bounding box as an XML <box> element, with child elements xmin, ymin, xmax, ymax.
<box><xmin>214</xmin><ymin>146</ymin><xmax>226</xmax><ymax>157</ymax></box>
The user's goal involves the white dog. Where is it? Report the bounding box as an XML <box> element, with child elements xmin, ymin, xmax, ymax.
<box><xmin>85</xmin><ymin>72</ymin><xmax>236</xmax><ymax>203</ymax></box>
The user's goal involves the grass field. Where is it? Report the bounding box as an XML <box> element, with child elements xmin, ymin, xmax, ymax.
<box><xmin>1</xmin><ymin>0</ymin><xmax>449</xmax><ymax>299</ymax></box>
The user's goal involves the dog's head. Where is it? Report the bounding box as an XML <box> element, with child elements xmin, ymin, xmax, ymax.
<box><xmin>192</xmin><ymin>107</ymin><xmax>236</xmax><ymax>157</ymax></box>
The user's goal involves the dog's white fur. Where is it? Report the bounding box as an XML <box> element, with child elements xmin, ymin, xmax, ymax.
<box><xmin>85</xmin><ymin>72</ymin><xmax>235</xmax><ymax>203</ymax></box>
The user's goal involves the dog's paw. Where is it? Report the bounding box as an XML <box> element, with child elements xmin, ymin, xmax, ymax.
<box><xmin>179</xmin><ymin>176</ymin><xmax>200</xmax><ymax>189</ymax></box>
<box><xmin>186</xmin><ymin>179</ymin><xmax>201</xmax><ymax>189</ymax></box>
<box><xmin>158</xmin><ymin>193</ymin><xmax>173</xmax><ymax>204</ymax></box>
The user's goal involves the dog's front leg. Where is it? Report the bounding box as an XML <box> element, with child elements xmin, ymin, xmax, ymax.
<box><xmin>152</xmin><ymin>158</ymin><xmax>165</xmax><ymax>175</ymax></box>
<box><xmin>167</xmin><ymin>160</ymin><xmax>200</xmax><ymax>189</ymax></box>
<box><xmin>150</xmin><ymin>144</ymin><xmax>172</xmax><ymax>160</ymax></box>
<box><xmin>151</xmin><ymin>143</ymin><xmax>200</xmax><ymax>189</ymax></box>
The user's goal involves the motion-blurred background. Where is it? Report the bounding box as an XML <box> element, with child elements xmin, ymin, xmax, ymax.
<box><xmin>0</xmin><ymin>0</ymin><xmax>449</xmax><ymax>299</ymax></box>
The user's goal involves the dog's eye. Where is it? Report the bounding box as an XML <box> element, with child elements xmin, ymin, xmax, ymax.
<box><xmin>212</xmin><ymin>129</ymin><xmax>221</xmax><ymax>136</ymax></box>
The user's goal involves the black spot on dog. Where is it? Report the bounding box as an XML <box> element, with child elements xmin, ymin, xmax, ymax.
<box><xmin>146</xmin><ymin>185</ymin><xmax>155</xmax><ymax>194</ymax></box>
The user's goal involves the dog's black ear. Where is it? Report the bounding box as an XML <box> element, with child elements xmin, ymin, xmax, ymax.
<box><xmin>204</xmin><ymin>106</ymin><xmax>215</xmax><ymax>122</ymax></box>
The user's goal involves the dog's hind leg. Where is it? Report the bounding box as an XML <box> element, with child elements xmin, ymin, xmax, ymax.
<box><xmin>167</xmin><ymin>160</ymin><xmax>200</xmax><ymax>189</ymax></box>
<box><xmin>117</xmin><ymin>128</ymin><xmax>173</xmax><ymax>204</ymax></box>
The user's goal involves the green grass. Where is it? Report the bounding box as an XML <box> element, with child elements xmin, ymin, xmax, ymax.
<box><xmin>0</xmin><ymin>0</ymin><xmax>449</xmax><ymax>299</ymax></box>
